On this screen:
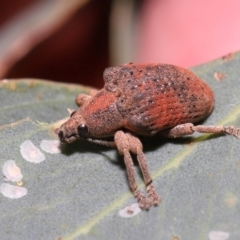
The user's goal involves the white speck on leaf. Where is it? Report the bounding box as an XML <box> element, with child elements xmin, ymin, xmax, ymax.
<box><xmin>40</xmin><ymin>140</ymin><xmax>61</xmax><ymax>154</ymax></box>
<box><xmin>2</xmin><ymin>160</ymin><xmax>23</xmax><ymax>182</ymax></box>
<box><xmin>20</xmin><ymin>140</ymin><xmax>45</xmax><ymax>163</ymax></box>
<box><xmin>118</xmin><ymin>203</ymin><xmax>141</xmax><ymax>218</ymax></box>
<box><xmin>0</xmin><ymin>183</ymin><xmax>27</xmax><ymax>199</ymax></box>
<box><xmin>209</xmin><ymin>231</ymin><xmax>230</xmax><ymax>240</ymax></box>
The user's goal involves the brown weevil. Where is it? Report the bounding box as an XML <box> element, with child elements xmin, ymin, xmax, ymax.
<box><xmin>56</xmin><ymin>63</ymin><xmax>240</xmax><ymax>210</ymax></box>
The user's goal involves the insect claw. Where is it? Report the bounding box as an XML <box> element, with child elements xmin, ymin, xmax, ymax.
<box><xmin>147</xmin><ymin>184</ymin><xmax>161</xmax><ymax>206</ymax></box>
<box><xmin>134</xmin><ymin>190</ymin><xmax>151</xmax><ymax>210</ymax></box>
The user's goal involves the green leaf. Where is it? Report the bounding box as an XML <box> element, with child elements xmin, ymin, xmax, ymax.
<box><xmin>0</xmin><ymin>79</ymin><xmax>92</xmax><ymax>125</ymax></box>
<box><xmin>0</xmin><ymin>53</ymin><xmax>240</xmax><ymax>240</ymax></box>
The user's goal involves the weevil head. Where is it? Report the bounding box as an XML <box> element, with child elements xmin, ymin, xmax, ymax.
<box><xmin>56</xmin><ymin>90</ymin><xmax>124</xmax><ymax>143</ymax></box>
<box><xmin>56</xmin><ymin>110</ymin><xmax>89</xmax><ymax>144</ymax></box>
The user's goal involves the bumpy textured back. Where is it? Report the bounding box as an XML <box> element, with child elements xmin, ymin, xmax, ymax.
<box><xmin>103</xmin><ymin>63</ymin><xmax>214</xmax><ymax>135</ymax></box>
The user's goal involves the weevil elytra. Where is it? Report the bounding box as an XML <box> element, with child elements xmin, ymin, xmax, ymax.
<box><xmin>56</xmin><ymin>63</ymin><xmax>240</xmax><ymax>210</ymax></box>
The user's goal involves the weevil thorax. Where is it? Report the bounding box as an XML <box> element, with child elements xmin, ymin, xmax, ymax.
<box><xmin>81</xmin><ymin>89</ymin><xmax>124</xmax><ymax>138</ymax></box>
<box><xmin>57</xmin><ymin>89</ymin><xmax>124</xmax><ymax>143</ymax></box>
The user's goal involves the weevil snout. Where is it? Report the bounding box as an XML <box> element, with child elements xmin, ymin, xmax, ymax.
<box><xmin>57</xmin><ymin>126</ymin><xmax>78</xmax><ymax>144</ymax></box>
<box><xmin>56</xmin><ymin>129</ymin><xmax>64</xmax><ymax>142</ymax></box>
<box><xmin>56</xmin><ymin>114</ymin><xmax>88</xmax><ymax>144</ymax></box>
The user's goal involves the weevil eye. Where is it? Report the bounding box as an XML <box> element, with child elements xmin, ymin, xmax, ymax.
<box><xmin>77</xmin><ymin>124</ymin><xmax>88</xmax><ymax>136</ymax></box>
<box><xmin>70</xmin><ymin>111</ymin><xmax>77</xmax><ymax>117</ymax></box>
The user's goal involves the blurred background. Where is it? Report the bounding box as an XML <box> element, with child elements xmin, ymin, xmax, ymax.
<box><xmin>0</xmin><ymin>0</ymin><xmax>240</xmax><ymax>88</ymax></box>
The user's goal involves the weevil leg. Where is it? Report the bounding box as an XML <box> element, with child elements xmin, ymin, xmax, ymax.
<box><xmin>192</xmin><ymin>125</ymin><xmax>240</xmax><ymax>138</ymax></box>
<box><xmin>160</xmin><ymin>123</ymin><xmax>195</xmax><ymax>138</ymax></box>
<box><xmin>75</xmin><ymin>94</ymin><xmax>91</xmax><ymax>107</ymax></box>
<box><xmin>123</xmin><ymin>149</ymin><xmax>151</xmax><ymax>210</ymax></box>
<box><xmin>115</xmin><ymin>131</ymin><xmax>150</xmax><ymax>209</ymax></box>
<box><xmin>89</xmin><ymin>89</ymin><xmax>98</xmax><ymax>96</ymax></box>
<box><xmin>115</xmin><ymin>130</ymin><xmax>160</xmax><ymax>210</ymax></box>
<box><xmin>125</xmin><ymin>133</ymin><xmax>161</xmax><ymax>207</ymax></box>
<box><xmin>160</xmin><ymin>123</ymin><xmax>240</xmax><ymax>138</ymax></box>
<box><xmin>86</xmin><ymin>138</ymin><xmax>116</xmax><ymax>147</ymax></box>
<box><xmin>75</xmin><ymin>90</ymin><xmax>98</xmax><ymax>107</ymax></box>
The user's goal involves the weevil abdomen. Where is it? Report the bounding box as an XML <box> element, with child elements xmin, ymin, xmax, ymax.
<box><xmin>104</xmin><ymin>63</ymin><xmax>214</xmax><ymax>136</ymax></box>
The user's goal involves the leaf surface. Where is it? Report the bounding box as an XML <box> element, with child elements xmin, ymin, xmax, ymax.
<box><xmin>0</xmin><ymin>53</ymin><xmax>240</xmax><ymax>240</ymax></box>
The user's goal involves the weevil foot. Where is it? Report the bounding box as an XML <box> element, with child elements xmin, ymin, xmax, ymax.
<box><xmin>147</xmin><ymin>184</ymin><xmax>161</xmax><ymax>206</ymax></box>
<box><xmin>134</xmin><ymin>190</ymin><xmax>151</xmax><ymax>210</ymax></box>
<box><xmin>224</xmin><ymin>126</ymin><xmax>240</xmax><ymax>138</ymax></box>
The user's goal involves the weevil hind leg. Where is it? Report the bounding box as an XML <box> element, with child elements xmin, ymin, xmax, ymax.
<box><xmin>160</xmin><ymin>123</ymin><xmax>240</xmax><ymax>138</ymax></box>
<box><xmin>114</xmin><ymin>131</ymin><xmax>160</xmax><ymax>210</ymax></box>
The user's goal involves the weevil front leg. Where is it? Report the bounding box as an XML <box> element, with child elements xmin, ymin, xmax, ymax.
<box><xmin>115</xmin><ymin>130</ymin><xmax>160</xmax><ymax>210</ymax></box>
<box><xmin>127</xmin><ymin>134</ymin><xmax>161</xmax><ymax>207</ymax></box>
<box><xmin>75</xmin><ymin>90</ymin><xmax>98</xmax><ymax>107</ymax></box>
<box><xmin>160</xmin><ymin>123</ymin><xmax>240</xmax><ymax>138</ymax></box>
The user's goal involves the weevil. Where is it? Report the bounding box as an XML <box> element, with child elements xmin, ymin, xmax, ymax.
<box><xmin>56</xmin><ymin>63</ymin><xmax>240</xmax><ymax>210</ymax></box>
